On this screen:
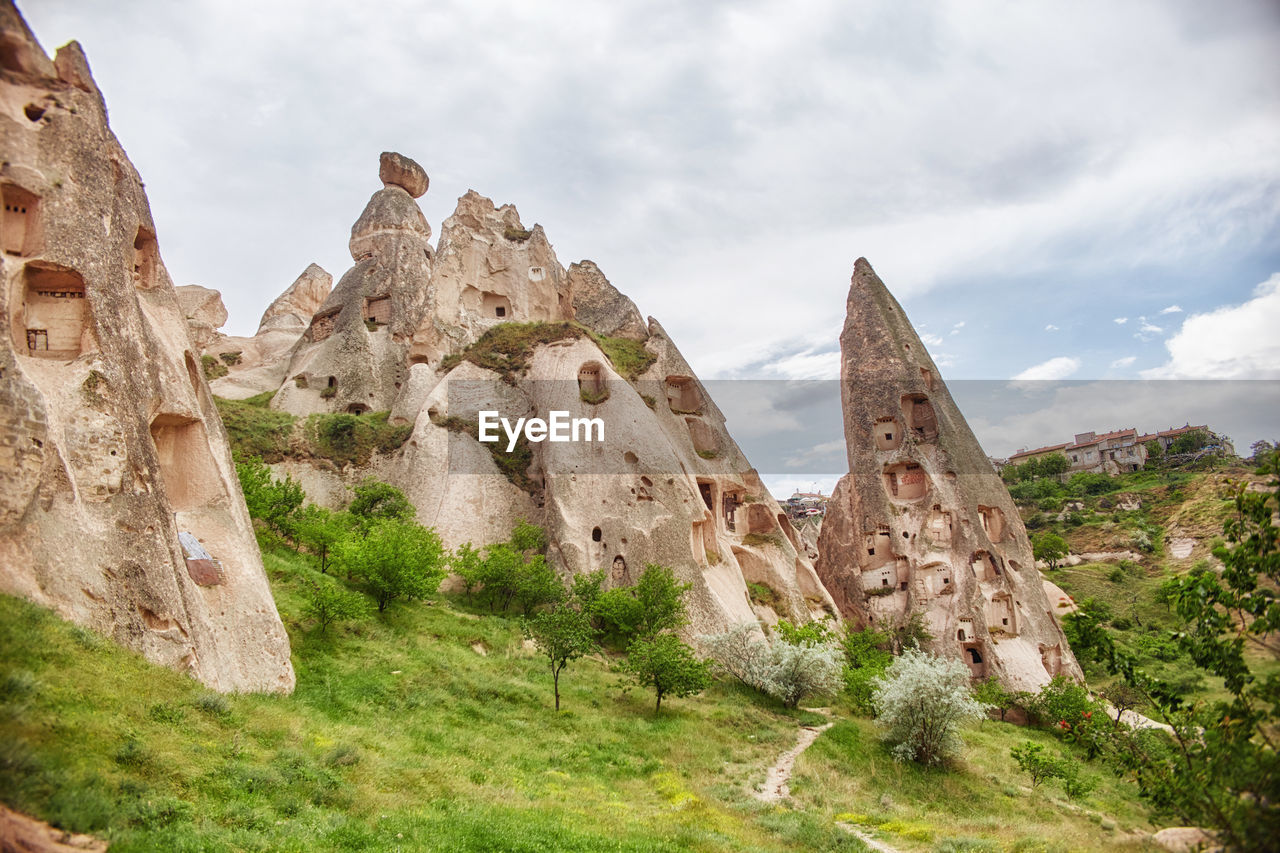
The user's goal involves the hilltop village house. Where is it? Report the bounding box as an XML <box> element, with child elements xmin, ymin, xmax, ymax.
<box><xmin>1005</xmin><ymin>424</ymin><xmax>1226</xmax><ymax>476</ymax></box>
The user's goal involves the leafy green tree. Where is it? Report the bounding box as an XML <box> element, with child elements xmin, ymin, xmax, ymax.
<box><xmin>1039</xmin><ymin>453</ymin><xmax>1070</xmax><ymax>477</ymax></box>
<box><xmin>570</xmin><ymin>569</ymin><xmax>607</xmax><ymax>612</ymax></box>
<box><xmin>302</xmin><ymin>574</ymin><xmax>368</xmax><ymax>633</ymax></box>
<box><xmin>775</xmin><ymin>618</ymin><xmax>835</xmax><ymax>647</ymax></box>
<box><xmin>348</xmin><ymin>479</ymin><xmax>415</xmax><ymax>532</ymax></box>
<box><xmin>450</xmin><ymin>542</ymin><xmax>483</xmax><ymax>599</ymax></box>
<box><xmin>1168</xmin><ymin>428</ymin><xmax>1209</xmax><ymax>455</ymax></box>
<box><xmin>625</xmin><ymin>633</ymin><xmax>712</xmax><ymax>712</ymax></box>
<box><xmin>1033</xmin><ymin>532</ymin><xmax>1069</xmax><ymax>569</ymax></box>
<box><xmin>476</xmin><ymin>543</ymin><xmax>522</xmax><ymax>612</ymax></box>
<box><xmin>235</xmin><ymin>457</ymin><xmax>304</xmax><ymax>538</ymax></box>
<box><xmin>633</xmin><ymin>563</ymin><xmax>691</xmax><ymax>638</ymax></box>
<box><xmin>513</xmin><ymin>554</ymin><xmax>564</xmax><ymax>617</ymax></box>
<box><xmin>295</xmin><ymin>505</ymin><xmax>353</xmax><ymax>573</ymax></box>
<box><xmin>840</xmin><ymin>623</ymin><xmax>894</xmax><ymax>714</ymax></box>
<box><xmin>510</xmin><ymin>519</ymin><xmax>547</xmax><ymax>554</ymax></box>
<box><xmin>591</xmin><ymin>586</ymin><xmax>644</xmax><ymax>646</ymax></box>
<box><xmin>1144</xmin><ymin>439</ymin><xmax>1164</xmax><ymax>464</ymax></box>
<box><xmin>872</xmin><ymin>649</ymin><xmax>989</xmax><ymax>766</ymax></box>
<box><xmin>524</xmin><ymin>603</ymin><xmax>597</xmax><ymax>711</ymax></box>
<box><xmin>335</xmin><ymin>518</ymin><xmax>446</xmax><ymax>612</ymax></box>
<box><xmin>1063</xmin><ymin>454</ymin><xmax>1280</xmax><ymax>849</ymax></box>
<box><xmin>973</xmin><ymin>676</ymin><xmax>1017</xmax><ymax>722</ymax></box>
<box><xmin>1010</xmin><ymin>741</ymin><xmax>1065</xmax><ymax>788</ymax></box>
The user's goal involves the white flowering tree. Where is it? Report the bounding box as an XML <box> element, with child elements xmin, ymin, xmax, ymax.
<box><xmin>872</xmin><ymin>648</ymin><xmax>989</xmax><ymax>766</ymax></box>
<box><xmin>701</xmin><ymin>623</ymin><xmax>843</xmax><ymax>708</ymax></box>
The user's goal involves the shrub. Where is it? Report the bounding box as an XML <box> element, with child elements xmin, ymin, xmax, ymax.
<box><xmin>840</xmin><ymin>624</ymin><xmax>893</xmax><ymax>714</ymax></box>
<box><xmin>524</xmin><ymin>603</ymin><xmax>596</xmax><ymax>711</ymax></box>
<box><xmin>201</xmin><ymin>354</ymin><xmax>227</xmax><ymax>379</ymax></box>
<box><xmin>701</xmin><ymin>624</ymin><xmax>843</xmax><ymax>708</ymax></box>
<box><xmin>746</xmin><ymin>582</ymin><xmax>777</xmax><ymax>607</ymax></box>
<box><xmin>624</xmin><ymin>633</ymin><xmax>712</xmax><ymax>712</ymax></box>
<box><xmin>335</xmin><ymin>518</ymin><xmax>446</xmax><ymax>612</ymax></box>
<box><xmin>319</xmin><ymin>385</ymin><xmax>337</xmax><ymax>399</ymax></box>
<box><xmin>587</xmin><ymin>332</ymin><xmax>657</xmax><ymax>381</ymax></box>
<box><xmin>348</xmin><ymin>479</ymin><xmax>414</xmax><ymax>529</ymax></box>
<box><xmin>871</xmin><ymin>649</ymin><xmax>988</xmax><ymax>765</ymax></box>
<box><xmin>295</xmin><ymin>505</ymin><xmax>353</xmax><ymax>573</ymax></box>
<box><xmin>1010</xmin><ymin>741</ymin><xmax>1063</xmax><ymax>787</ymax></box>
<box><xmin>1032</xmin><ymin>533</ymin><xmax>1068</xmax><ymax>569</ymax></box>
<box><xmin>303</xmin><ymin>575</ymin><xmax>369</xmax><ymax>632</ymax></box>
<box><xmin>218</xmin><ymin>351</ymin><xmax>242</xmax><ymax>365</ymax></box>
<box><xmin>235</xmin><ymin>457</ymin><xmax>304</xmax><ymax>539</ymax></box>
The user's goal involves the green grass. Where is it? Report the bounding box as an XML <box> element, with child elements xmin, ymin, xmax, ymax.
<box><xmin>213</xmin><ymin>394</ymin><xmax>411</xmax><ymax>467</ymax></box>
<box><xmin>438</xmin><ymin>321</ymin><xmax>657</xmax><ymax>385</ymax></box>
<box><xmin>201</xmin><ymin>354</ymin><xmax>228</xmax><ymax>380</ymax></box>
<box><xmin>0</xmin><ymin>542</ymin><xmax>1160</xmax><ymax>851</ymax></box>
<box><xmin>790</xmin><ymin>718</ymin><xmax>1154</xmax><ymax>852</ymax></box>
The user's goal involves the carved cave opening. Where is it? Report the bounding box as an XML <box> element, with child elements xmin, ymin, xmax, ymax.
<box><xmin>874</xmin><ymin>416</ymin><xmax>901</xmax><ymax>451</ymax></box>
<box><xmin>883</xmin><ymin>461</ymin><xmax>928</xmax><ymax>501</ymax></box>
<box><xmin>665</xmin><ymin>375</ymin><xmax>702</xmax><ymax>413</ymax></box>
<box><xmin>902</xmin><ymin>394</ymin><xmax>938</xmax><ymax>440</ymax></box>
<box><xmin>15</xmin><ymin>263</ymin><xmax>90</xmax><ymax>359</ymax></box>
<box><xmin>2</xmin><ymin>184</ymin><xmax>40</xmax><ymax>257</ymax></box>
<box><xmin>133</xmin><ymin>227</ymin><xmax>159</xmax><ymax>289</ymax></box>
<box><xmin>149</xmin><ymin>414</ymin><xmax>221</xmax><ymax>513</ymax></box>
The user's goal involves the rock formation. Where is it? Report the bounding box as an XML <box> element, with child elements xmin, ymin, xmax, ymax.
<box><xmin>815</xmin><ymin>259</ymin><xmax>1080</xmax><ymax>691</ymax></box>
<box><xmin>187</xmin><ymin>263</ymin><xmax>333</xmax><ymax>400</ymax></box>
<box><xmin>0</xmin><ymin>2</ymin><xmax>293</xmax><ymax>692</ymax></box>
<box><xmin>241</xmin><ymin>155</ymin><xmax>837</xmax><ymax>635</ymax></box>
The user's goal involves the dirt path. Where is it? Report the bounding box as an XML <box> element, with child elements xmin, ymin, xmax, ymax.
<box><xmin>835</xmin><ymin>823</ymin><xmax>905</xmax><ymax>853</ymax></box>
<box><xmin>755</xmin><ymin>719</ymin><xmax>833</xmax><ymax>804</ymax></box>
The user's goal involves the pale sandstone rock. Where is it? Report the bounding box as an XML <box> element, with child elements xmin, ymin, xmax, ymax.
<box><xmin>1152</xmin><ymin>827</ymin><xmax>1218</xmax><ymax>853</ymax></box>
<box><xmin>379</xmin><ymin>150</ymin><xmax>428</xmax><ymax>198</ymax></box>
<box><xmin>175</xmin><ymin>284</ymin><xmax>228</xmax><ymax>350</ymax></box>
<box><xmin>0</xmin><ymin>805</ymin><xmax>106</xmax><ymax>852</ymax></box>
<box><xmin>815</xmin><ymin>259</ymin><xmax>1080</xmax><ymax>691</ymax></box>
<box><xmin>0</xmin><ymin>3</ymin><xmax>293</xmax><ymax>693</ymax></box>
<box><xmin>253</xmin><ymin>170</ymin><xmax>836</xmax><ymax>635</ymax></box>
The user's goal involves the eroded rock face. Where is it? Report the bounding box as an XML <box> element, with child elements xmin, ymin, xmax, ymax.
<box><xmin>379</xmin><ymin>150</ymin><xmax>428</xmax><ymax>198</ymax></box>
<box><xmin>0</xmin><ymin>3</ymin><xmax>294</xmax><ymax>693</ymax></box>
<box><xmin>250</xmin><ymin>160</ymin><xmax>837</xmax><ymax>634</ymax></box>
<box><xmin>815</xmin><ymin>259</ymin><xmax>1079</xmax><ymax>691</ymax></box>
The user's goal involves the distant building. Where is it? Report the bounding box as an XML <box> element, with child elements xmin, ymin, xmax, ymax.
<box><xmin>1008</xmin><ymin>422</ymin><xmax>1233</xmax><ymax>477</ymax></box>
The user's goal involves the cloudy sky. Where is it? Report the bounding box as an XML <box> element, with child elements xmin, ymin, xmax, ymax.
<box><xmin>23</xmin><ymin>1</ymin><xmax>1280</xmax><ymax>491</ymax></box>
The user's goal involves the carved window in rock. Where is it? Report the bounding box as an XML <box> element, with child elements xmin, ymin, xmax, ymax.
<box><xmin>697</xmin><ymin>479</ymin><xmax>715</xmax><ymax>511</ymax></box>
<box><xmin>133</xmin><ymin>227</ymin><xmax>159</xmax><ymax>289</ymax></box>
<box><xmin>873</xmin><ymin>416</ymin><xmax>901</xmax><ymax>451</ymax></box>
<box><xmin>977</xmin><ymin>505</ymin><xmax>1006</xmax><ymax>542</ymax></box>
<box><xmin>686</xmin><ymin>417</ymin><xmax>718</xmax><ymax>456</ymax></box>
<box><xmin>957</xmin><ymin>618</ymin><xmax>974</xmax><ymax>642</ymax></box>
<box><xmin>592</xmin><ymin>526</ymin><xmax>602</xmax><ymax>542</ymax></box>
<box><xmin>901</xmin><ymin>394</ymin><xmax>938</xmax><ymax>441</ymax></box>
<box><xmin>611</xmin><ymin>555</ymin><xmax>628</xmax><ymax>585</ymax></box>
<box><xmin>665</xmin><ymin>375</ymin><xmax>702</xmax><ymax>414</ymax></box>
<box><xmin>920</xmin><ymin>367</ymin><xmax>935</xmax><ymax>391</ymax></box>
<box><xmin>16</xmin><ymin>264</ymin><xmax>90</xmax><ymax>359</ymax></box>
<box><xmin>863</xmin><ymin>523</ymin><xmax>893</xmax><ymax>568</ymax></box>
<box><xmin>972</xmin><ymin>550</ymin><xmax>1000</xmax><ymax>582</ymax></box>
<box><xmin>722</xmin><ymin>491</ymin><xmax>742</xmax><ymax>532</ymax></box>
<box><xmin>364</xmin><ymin>295</ymin><xmax>391</xmax><ymax>326</ymax></box>
<box><xmin>481</xmin><ymin>291</ymin><xmax>512</xmax><ymax>319</ymax></box>
<box><xmin>311</xmin><ymin>311</ymin><xmax>338</xmax><ymax>342</ymax></box>
<box><xmin>883</xmin><ymin>461</ymin><xmax>928</xmax><ymax>501</ymax></box>
<box><xmin>988</xmin><ymin>594</ymin><xmax>1016</xmax><ymax>634</ymax></box>
<box><xmin>149</xmin><ymin>414</ymin><xmax>221</xmax><ymax>513</ymax></box>
<box><xmin>2</xmin><ymin>184</ymin><xmax>40</xmax><ymax>257</ymax></box>
<box><xmin>578</xmin><ymin>361</ymin><xmax>606</xmax><ymax>402</ymax></box>
<box><xmin>927</xmin><ymin>505</ymin><xmax>952</xmax><ymax>545</ymax></box>
<box><xmin>964</xmin><ymin>645</ymin><xmax>986</xmax><ymax>677</ymax></box>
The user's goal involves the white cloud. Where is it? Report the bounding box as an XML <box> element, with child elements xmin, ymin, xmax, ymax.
<box><xmin>1114</xmin><ymin>317</ymin><xmax>1129</xmax><ymax>325</ymax></box>
<box><xmin>920</xmin><ymin>331</ymin><xmax>944</xmax><ymax>346</ymax></box>
<box><xmin>1110</xmin><ymin>355</ymin><xmax>1136</xmax><ymax>368</ymax></box>
<box><xmin>1142</xmin><ymin>273</ymin><xmax>1280</xmax><ymax>378</ymax></box>
<box><xmin>952</xmin><ymin>321</ymin><xmax>966</xmax><ymax>330</ymax></box>
<box><xmin>1134</xmin><ymin>316</ymin><xmax>1164</xmax><ymax>340</ymax></box>
<box><xmin>1158</xmin><ymin>304</ymin><xmax>1183</xmax><ymax>315</ymax></box>
<box><xmin>1045</xmin><ymin>324</ymin><xmax>1059</xmax><ymax>331</ymax></box>
<box><xmin>1013</xmin><ymin>356</ymin><xmax>1082</xmax><ymax>381</ymax></box>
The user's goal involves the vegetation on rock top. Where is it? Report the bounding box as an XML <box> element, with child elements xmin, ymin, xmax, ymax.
<box><xmin>215</xmin><ymin>392</ymin><xmax>412</xmax><ymax>466</ymax></box>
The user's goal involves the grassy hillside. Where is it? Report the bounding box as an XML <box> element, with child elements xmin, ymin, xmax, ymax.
<box><xmin>0</xmin><ymin>545</ymin><xmax>1159</xmax><ymax>852</ymax></box>
<box><xmin>1015</xmin><ymin>458</ymin><xmax>1278</xmax><ymax>708</ymax></box>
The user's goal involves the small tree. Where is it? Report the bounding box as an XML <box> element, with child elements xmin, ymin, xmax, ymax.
<box><xmin>1033</xmin><ymin>532</ymin><xmax>1069</xmax><ymax>569</ymax></box>
<box><xmin>236</xmin><ymin>457</ymin><xmax>304</xmax><ymax>539</ymax></box>
<box><xmin>973</xmin><ymin>676</ymin><xmax>1017</xmax><ymax>722</ymax></box>
<box><xmin>625</xmin><ymin>633</ymin><xmax>712</xmax><ymax>712</ymax></box>
<box><xmin>450</xmin><ymin>542</ymin><xmax>483</xmax><ymax>599</ymax></box>
<box><xmin>335</xmin><ymin>518</ymin><xmax>446</xmax><ymax>612</ymax></box>
<box><xmin>841</xmin><ymin>623</ymin><xmax>894</xmax><ymax>714</ymax></box>
<box><xmin>303</xmin><ymin>575</ymin><xmax>368</xmax><ymax>633</ymax></box>
<box><xmin>295</xmin><ymin>505</ymin><xmax>352</xmax><ymax>573</ymax></box>
<box><xmin>525</xmin><ymin>603</ymin><xmax>596</xmax><ymax>711</ymax></box>
<box><xmin>762</xmin><ymin>639</ymin><xmax>844</xmax><ymax>708</ymax></box>
<box><xmin>872</xmin><ymin>649</ymin><xmax>989</xmax><ymax>766</ymax></box>
<box><xmin>513</xmin><ymin>554</ymin><xmax>564</xmax><ymax>617</ymax></box>
<box><xmin>1010</xmin><ymin>741</ymin><xmax>1065</xmax><ymax>788</ymax></box>
<box><xmin>348</xmin><ymin>479</ymin><xmax>415</xmax><ymax>532</ymax></box>
<box><xmin>633</xmin><ymin>564</ymin><xmax>691</xmax><ymax>637</ymax></box>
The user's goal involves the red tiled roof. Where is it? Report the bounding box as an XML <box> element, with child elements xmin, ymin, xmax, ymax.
<box><xmin>1009</xmin><ymin>443</ymin><xmax>1069</xmax><ymax>461</ymax></box>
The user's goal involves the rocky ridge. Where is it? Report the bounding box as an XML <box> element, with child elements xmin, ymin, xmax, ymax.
<box><xmin>0</xmin><ymin>2</ymin><xmax>293</xmax><ymax>693</ymax></box>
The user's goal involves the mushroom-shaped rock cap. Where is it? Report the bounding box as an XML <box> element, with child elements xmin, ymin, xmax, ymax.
<box><xmin>379</xmin><ymin>151</ymin><xmax>428</xmax><ymax>198</ymax></box>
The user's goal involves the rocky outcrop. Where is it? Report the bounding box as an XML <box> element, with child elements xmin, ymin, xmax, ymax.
<box><xmin>197</xmin><ymin>264</ymin><xmax>333</xmax><ymax>400</ymax></box>
<box><xmin>249</xmin><ymin>157</ymin><xmax>837</xmax><ymax>635</ymax></box>
<box><xmin>0</xmin><ymin>2</ymin><xmax>293</xmax><ymax>693</ymax></box>
<box><xmin>174</xmin><ymin>285</ymin><xmax>228</xmax><ymax>350</ymax></box>
<box><xmin>815</xmin><ymin>259</ymin><xmax>1079</xmax><ymax>691</ymax></box>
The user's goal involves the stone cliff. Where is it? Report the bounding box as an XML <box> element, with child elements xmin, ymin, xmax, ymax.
<box><xmin>0</xmin><ymin>2</ymin><xmax>294</xmax><ymax>692</ymax></box>
<box><xmin>815</xmin><ymin>259</ymin><xmax>1081</xmax><ymax>691</ymax></box>
<box><xmin>226</xmin><ymin>154</ymin><xmax>837</xmax><ymax>635</ymax></box>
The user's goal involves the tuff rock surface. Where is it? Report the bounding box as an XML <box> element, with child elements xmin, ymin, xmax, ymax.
<box><xmin>814</xmin><ymin>259</ymin><xmax>1080</xmax><ymax>691</ymax></box>
<box><xmin>0</xmin><ymin>2</ymin><xmax>293</xmax><ymax>693</ymax></box>
<box><xmin>232</xmin><ymin>156</ymin><xmax>837</xmax><ymax>635</ymax></box>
